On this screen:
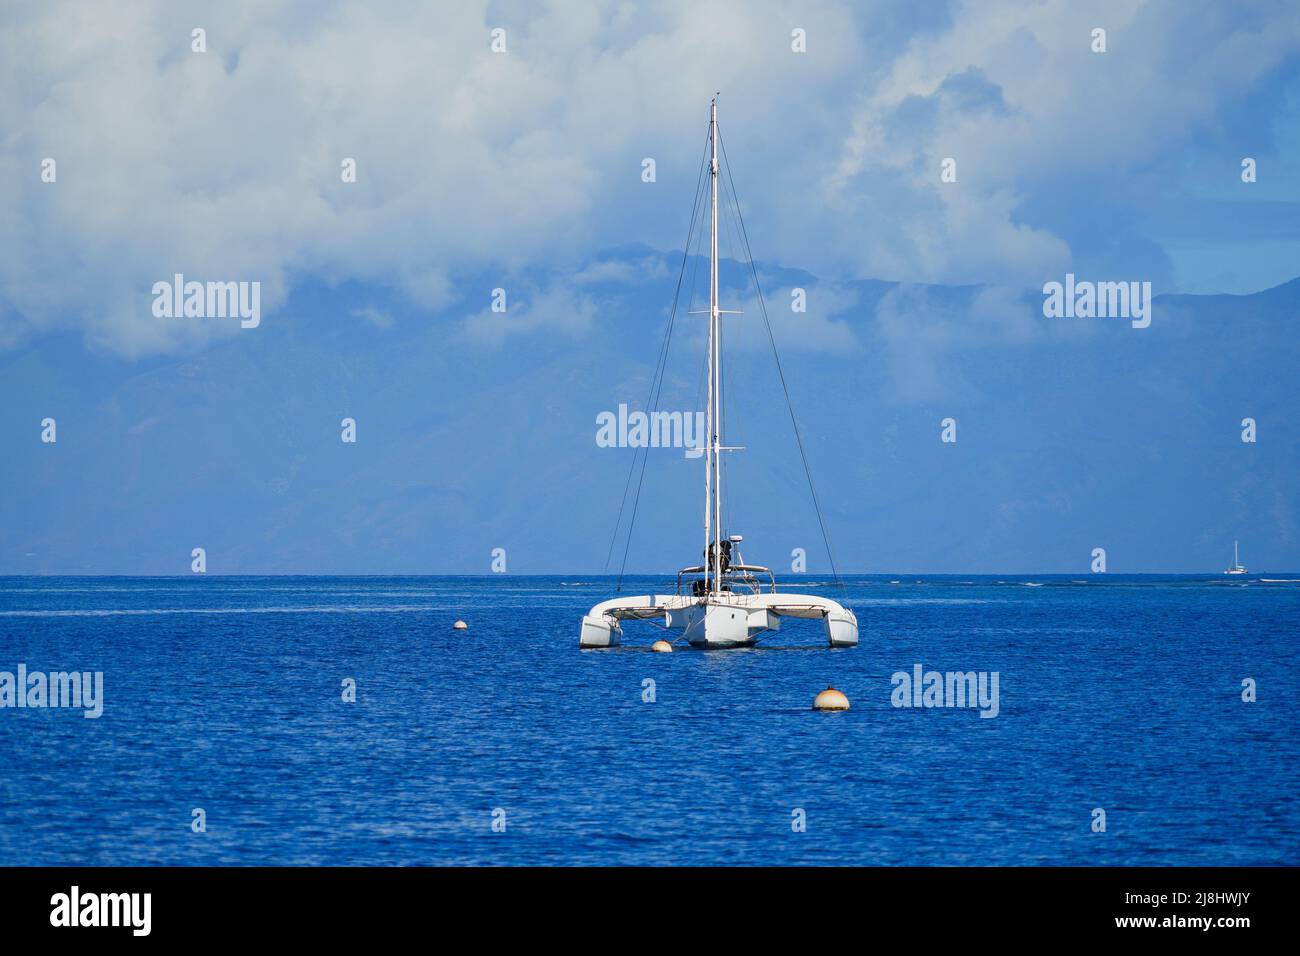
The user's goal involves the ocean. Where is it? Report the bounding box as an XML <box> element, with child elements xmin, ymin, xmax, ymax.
<box><xmin>0</xmin><ymin>574</ymin><xmax>1295</xmax><ymax>866</ymax></box>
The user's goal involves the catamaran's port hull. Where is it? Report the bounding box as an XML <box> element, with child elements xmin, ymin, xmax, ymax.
<box><xmin>578</xmin><ymin>594</ymin><xmax>858</xmax><ymax>649</ymax></box>
<box><xmin>580</xmin><ymin>614</ymin><xmax>623</xmax><ymax>648</ymax></box>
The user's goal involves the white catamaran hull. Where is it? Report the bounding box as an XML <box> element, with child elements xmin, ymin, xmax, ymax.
<box><xmin>579</xmin><ymin>593</ymin><xmax>858</xmax><ymax>649</ymax></box>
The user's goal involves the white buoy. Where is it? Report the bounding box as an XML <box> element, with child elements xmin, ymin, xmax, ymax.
<box><xmin>453</xmin><ymin>620</ymin><xmax>468</xmax><ymax>630</ymax></box>
<box><xmin>651</xmin><ymin>640</ymin><xmax>673</xmax><ymax>653</ymax></box>
<box><xmin>813</xmin><ymin>685</ymin><xmax>849</xmax><ymax>711</ymax></box>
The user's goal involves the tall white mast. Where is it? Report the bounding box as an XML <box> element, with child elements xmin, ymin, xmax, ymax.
<box><xmin>702</xmin><ymin>101</ymin><xmax>714</xmax><ymax>591</ymax></box>
<box><xmin>708</xmin><ymin>97</ymin><xmax>722</xmax><ymax>595</ymax></box>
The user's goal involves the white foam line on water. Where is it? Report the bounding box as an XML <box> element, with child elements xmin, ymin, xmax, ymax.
<box><xmin>851</xmin><ymin>598</ymin><xmax>996</xmax><ymax>606</ymax></box>
<box><xmin>0</xmin><ymin>588</ymin><xmax>464</xmax><ymax>595</ymax></box>
<box><xmin>0</xmin><ymin>605</ymin><xmax>444</xmax><ymax>617</ymax></box>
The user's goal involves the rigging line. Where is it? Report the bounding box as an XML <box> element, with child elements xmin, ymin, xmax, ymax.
<box><xmin>690</xmin><ymin>170</ymin><xmax>712</xmax><ymax>417</ymax></box>
<box><xmin>685</xmin><ymin>173</ymin><xmax>709</xmax><ymax>319</ymax></box>
<box><xmin>688</xmin><ymin>171</ymin><xmax>713</xmax><ymax>554</ymax></box>
<box><xmin>609</xmin><ymin>142</ymin><xmax>707</xmax><ymax>584</ymax></box>
<box><xmin>721</xmin><ymin>335</ymin><xmax>732</xmax><ymax>535</ymax></box>
<box><xmin>716</xmin><ymin>122</ymin><xmax>845</xmax><ymax>595</ymax></box>
<box><xmin>718</xmin><ymin>179</ymin><xmax>730</xmax><ymax>465</ymax></box>
<box><xmin>612</xmin><ymin>123</ymin><xmax>712</xmax><ymax>589</ymax></box>
<box><xmin>715</xmin><ymin>165</ymin><xmax>742</xmax><ymax>540</ymax></box>
<box><xmin>719</xmin><ymin>168</ymin><xmax>746</xmax><ymax>536</ymax></box>
<box><xmin>693</xmin><ymin>337</ymin><xmax>708</xmax><ymax>432</ymax></box>
<box><xmin>604</xmin><ymin>125</ymin><xmax>711</xmax><ymax>583</ymax></box>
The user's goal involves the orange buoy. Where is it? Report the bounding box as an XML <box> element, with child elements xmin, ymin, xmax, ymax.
<box><xmin>651</xmin><ymin>640</ymin><xmax>673</xmax><ymax>653</ymax></box>
<box><xmin>813</xmin><ymin>685</ymin><xmax>849</xmax><ymax>710</ymax></box>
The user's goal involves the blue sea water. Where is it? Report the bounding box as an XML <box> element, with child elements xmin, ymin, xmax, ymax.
<box><xmin>0</xmin><ymin>574</ymin><xmax>1295</xmax><ymax>866</ymax></box>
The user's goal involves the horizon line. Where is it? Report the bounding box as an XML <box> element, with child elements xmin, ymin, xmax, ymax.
<box><xmin>0</xmin><ymin>570</ymin><xmax>1292</xmax><ymax>578</ymax></box>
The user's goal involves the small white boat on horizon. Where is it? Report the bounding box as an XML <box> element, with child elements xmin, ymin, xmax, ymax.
<box><xmin>579</xmin><ymin>99</ymin><xmax>857</xmax><ymax>650</ymax></box>
<box><xmin>1224</xmin><ymin>540</ymin><xmax>1248</xmax><ymax>575</ymax></box>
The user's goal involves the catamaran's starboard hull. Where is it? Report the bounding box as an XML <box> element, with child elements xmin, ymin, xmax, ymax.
<box><xmin>578</xmin><ymin>594</ymin><xmax>858</xmax><ymax>649</ymax></box>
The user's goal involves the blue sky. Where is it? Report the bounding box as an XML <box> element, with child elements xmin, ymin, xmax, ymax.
<box><xmin>1</xmin><ymin>1</ymin><xmax>1299</xmax><ymax>573</ymax></box>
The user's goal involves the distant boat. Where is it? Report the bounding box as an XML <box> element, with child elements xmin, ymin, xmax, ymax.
<box><xmin>578</xmin><ymin>98</ymin><xmax>857</xmax><ymax>650</ymax></box>
<box><xmin>1224</xmin><ymin>540</ymin><xmax>1247</xmax><ymax>575</ymax></box>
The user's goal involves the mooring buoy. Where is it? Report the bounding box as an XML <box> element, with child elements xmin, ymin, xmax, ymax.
<box><xmin>453</xmin><ymin>620</ymin><xmax>468</xmax><ymax>630</ymax></box>
<box><xmin>651</xmin><ymin>640</ymin><xmax>673</xmax><ymax>653</ymax></box>
<box><xmin>813</xmin><ymin>685</ymin><xmax>849</xmax><ymax>710</ymax></box>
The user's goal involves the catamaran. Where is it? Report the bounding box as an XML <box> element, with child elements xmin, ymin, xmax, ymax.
<box><xmin>1224</xmin><ymin>540</ymin><xmax>1247</xmax><ymax>575</ymax></box>
<box><xmin>579</xmin><ymin>99</ymin><xmax>858</xmax><ymax>650</ymax></box>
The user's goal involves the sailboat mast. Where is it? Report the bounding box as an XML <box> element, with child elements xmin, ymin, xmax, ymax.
<box><xmin>702</xmin><ymin>102</ymin><xmax>714</xmax><ymax>591</ymax></box>
<box><xmin>708</xmin><ymin>97</ymin><xmax>722</xmax><ymax>595</ymax></box>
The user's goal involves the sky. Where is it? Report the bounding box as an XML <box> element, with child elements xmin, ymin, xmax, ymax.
<box><xmin>1</xmin><ymin>0</ymin><xmax>1299</xmax><ymax>573</ymax></box>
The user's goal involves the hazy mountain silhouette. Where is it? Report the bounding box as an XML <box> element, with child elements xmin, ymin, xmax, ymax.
<box><xmin>2</xmin><ymin>248</ymin><xmax>1296</xmax><ymax>574</ymax></box>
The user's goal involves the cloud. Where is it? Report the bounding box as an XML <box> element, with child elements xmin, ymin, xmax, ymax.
<box><xmin>726</xmin><ymin>279</ymin><xmax>862</xmax><ymax>353</ymax></box>
<box><xmin>0</xmin><ymin>0</ymin><xmax>877</xmax><ymax>356</ymax></box>
<box><xmin>127</xmin><ymin>415</ymin><xmax>161</xmax><ymax>435</ymax></box>
<box><xmin>457</xmin><ymin>282</ymin><xmax>598</xmax><ymax>347</ymax></box>
<box><xmin>572</xmin><ymin>256</ymin><xmax>670</xmax><ymax>286</ymax></box>
<box><xmin>871</xmin><ymin>282</ymin><xmax>1071</xmax><ymax>401</ymax></box>
<box><xmin>350</xmin><ymin>306</ymin><xmax>394</xmax><ymax>329</ymax></box>
<box><xmin>823</xmin><ymin>0</ymin><xmax>1300</xmax><ymax>285</ymax></box>
<box><xmin>0</xmin><ymin>1</ymin><xmax>1297</xmax><ymax>356</ymax></box>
